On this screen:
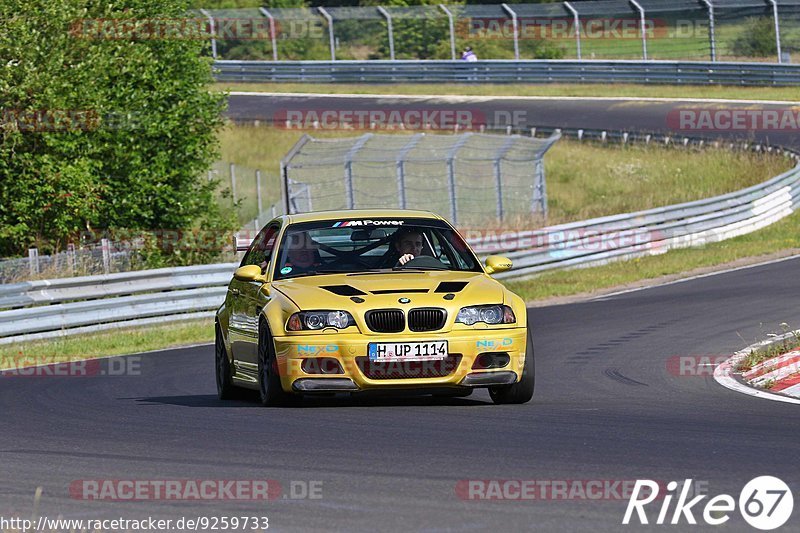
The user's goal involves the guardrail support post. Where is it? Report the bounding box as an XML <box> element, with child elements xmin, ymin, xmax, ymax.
<box><xmin>199</xmin><ymin>9</ymin><xmax>217</xmax><ymax>60</ymax></box>
<box><xmin>28</xmin><ymin>248</ymin><xmax>39</xmax><ymax>276</ymax></box>
<box><xmin>564</xmin><ymin>2</ymin><xmax>581</xmax><ymax>60</ymax></box>
<box><xmin>439</xmin><ymin>4</ymin><xmax>457</xmax><ymax>60</ymax></box>
<box><xmin>318</xmin><ymin>7</ymin><xmax>336</xmax><ymax>61</ymax></box>
<box><xmin>258</xmin><ymin>7</ymin><xmax>278</xmax><ymax>61</ymax></box>
<box><xmin>101</xmin><ymin>239</ymin><xmax>110</xmax><ymax>275</ymax></box>
<box><xmin>768</xmin><ymin>0</ymin><xmax>783</xmax><ymax>63</ymax></box>
<box><xmin>629</xmin><ymin>0</ymin><xmax>648</xmax><ymax>60</ymax></box>
<box><xmin>377</xmin><ymin>6</ymin><xmax>395</xmax><ymax>60</ymax></box>
<box><xmin>700</xmin><ymin>0</ymin><xmax>716</xmax><ymax>62</ymax></box>
<box><xmin>502</xmin><ymin>3</ymin><xmax>520</xmax><ymax>60</ymax></box>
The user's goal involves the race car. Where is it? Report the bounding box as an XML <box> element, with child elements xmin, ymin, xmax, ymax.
<box><xmin>215</xmin><ymin>209</ymin><xmax>534</xmax><ymax>406</ymax></box>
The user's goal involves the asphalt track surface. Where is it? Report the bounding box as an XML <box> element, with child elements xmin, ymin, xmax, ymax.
<box><xmin>2</xmin><ymin>95</ymin><xmax>799</xmax><ymax>532</ymax></box>
<box><xmin>226</xmin><ymin>93</ymin><xmax>800</xmax><ymax>149</ymax></box>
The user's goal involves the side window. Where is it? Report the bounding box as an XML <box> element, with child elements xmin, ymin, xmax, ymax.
<box><xmin>241</xmin><ymin>225</ymin><xmax>279</xmax><ymax>271</ymax></box>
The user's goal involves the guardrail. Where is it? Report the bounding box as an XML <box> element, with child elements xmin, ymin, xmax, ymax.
<box><xmin>214</xmin><ymin>59</ymin><xmax>800</xmax><ymax>86</ymax></box>
<box><xmin>0</xmin><ymin>264</ymin><xmax>236</xmax><ymax>345</ymax></box>
<box><xmin>2</xmin><ymin>130</ymin><xmax>799</xmax><ymax>344</ymax></box>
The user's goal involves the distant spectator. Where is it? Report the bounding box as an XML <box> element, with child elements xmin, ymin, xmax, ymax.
<box><xmin>461</xmin><ymin>46</ymin><xmax>477</xmax><ymax>62</ymax></box>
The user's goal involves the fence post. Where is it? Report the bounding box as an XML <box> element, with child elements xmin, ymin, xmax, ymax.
<box><xmin>258</xmin><ymin>7</ymin><xmax>278</xmax><ymax>61</ymax></box>
<box><xmin>344</xmin><ymin>134</ymin><xmax>373</xmax><ymax>210</ymax></box>
<box><xmin>439</xmin><ymin>4</ymin><xmax>456</xmax><ymax>60</ymax></box>
<box><xmin>564</xmin><ymin>2</ymin><xmax>581</xmax><ymax>60</ymax></box>
<box><xmin>229</xmin><ymin>163</ymin><xmax>237</xmax><ymax>204</ymax></box>
<box><xmin>445</xmin><ymin>134</ymin><xmax>472</xmax><ymax>225</ymax></box>
<box><xmin>700</xmin><ymin>0</ymin><xmax>716</xmax><ymax>62</ymax></box>
<box><xmin>199</xmin><ymin>9</ymin><xmax>217</xmax><ymax>60</ymax></box>
<box><xmin>256</xmin><ymin>169</ymin><xmax>263</xmax><ymax>218</ymax></box>
<box><xmin>28</xmin><ymin>248</ymin><xmax>39</xmax><ymax>276</ymax></box>
<box><xmin>101</xmin><ymin>238</ymin><xmax>110</xmax><ymax>275</ymax></box>
<box><xmin>769</xmin><ymin>0</ymin><xmax>783</xmax><ymax>63</ymax></box>
<box><xmin>377</xmin><ymin>6</ymin><xmax>395</xmax><ymax>60</ymax></box>
<box><xmin>629</xmin><ymin>0</ymin><xmax>648</xmax><ymax>60</ymax></box>
<box><xmin>533</xmin><ymin>159</ymin><xmax>548</xmax><ymax>220</ymax></box>
<box><xmin>318</xmin><ymin>7</ymin><xmax>336</xmax><ymax>61</ymax></box>
<box><xmin>494</xmin><ymin>137</ymin><xmax>517</xmax><ymax>222</ymax></box>
<box><xmin>396</xmin><ymin>134</ymin><xmax>423</xmax><ymax>210</ymax></box>
<box><xmin>501</xmin><ymin>3</ymin><xmax>520</xmax><ymax>60</ymax></box>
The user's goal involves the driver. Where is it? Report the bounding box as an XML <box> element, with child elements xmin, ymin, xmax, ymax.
<box><xmin>380</xmin><ymin>228</ymin><xmax>424</xmax><ymax>267</ymax></box>
<box><xmin>281</xmin><ymin>232</ymin><xmax>322</xmax><ymax>275</ymax></box>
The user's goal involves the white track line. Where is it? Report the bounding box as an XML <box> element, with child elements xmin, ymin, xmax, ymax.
<box><xmin>228</xmin><ymin>91</ymin><xmax>800</xmax><ymax>106</ymax></box>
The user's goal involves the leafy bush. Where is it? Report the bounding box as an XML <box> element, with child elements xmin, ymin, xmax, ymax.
<box><xmin>731</xmin><ymin>16</ymin><xmax>777</xmax><ymax>58</ymax></box>
<box><xmin>0</xmin><ymin>0</ymin><xmax>234</xmax><ymax>264</ymax></box>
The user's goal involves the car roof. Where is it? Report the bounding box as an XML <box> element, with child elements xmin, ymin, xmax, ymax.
<box><xmin>282</xmin><ymin>209</ymin><xmax>447</xmax><ymax>225</ymax></box>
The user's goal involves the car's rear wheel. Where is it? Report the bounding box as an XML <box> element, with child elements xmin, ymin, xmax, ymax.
<box><xmin>215</xmin><ymin>323</ymin><xmax>245</xmax><ymax>400</ymax></box>
<box><xmin>258</xmin><ymin>322</ymin><xmax>294</xmax><ymax>406</ymax></box>
<box><xmin>489</xmin><ymin>327</ymin><xmax>535</xmax><ymax>405</ymax></box>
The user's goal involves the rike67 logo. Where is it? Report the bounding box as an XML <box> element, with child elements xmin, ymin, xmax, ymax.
<box><xmin>623</xmin><ymin>477</ymin><xmax>794</xmax><ymax>530</ymax></box>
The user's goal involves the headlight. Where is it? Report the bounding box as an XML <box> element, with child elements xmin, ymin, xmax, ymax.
<box><xmin>456</xmin><ymin>305</ymin><xmax>515</xmax><ymax>326</ymax></box>
<box><xmin>287</xmin><ymin>311</ymin><xmax>356</xmax><ymax>331</ymax></box>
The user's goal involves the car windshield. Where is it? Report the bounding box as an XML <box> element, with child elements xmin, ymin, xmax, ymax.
<box><xmin>273</xmin><ymin>218</ymin><xmax>482</xmax><ymax>280</ymax></box>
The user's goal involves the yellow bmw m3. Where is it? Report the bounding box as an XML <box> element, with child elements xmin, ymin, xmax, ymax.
<box><xmin>215</xmin><ymin>209</ymin><xmax>534</xmax><ymax>406</ymax></box>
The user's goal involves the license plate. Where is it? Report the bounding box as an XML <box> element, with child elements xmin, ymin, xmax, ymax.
<box><xmin>368</xmin><ymin>341</ymin><xmax>448</xmax><ymax>362</ymax></box>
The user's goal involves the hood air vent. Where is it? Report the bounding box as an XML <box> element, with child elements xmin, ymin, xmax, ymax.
<box><xmin>435</xmin><ymin>281</ymin><xmax>468</xmax><ymax>293</ymax></box>
<box><xmin>322</xmin><ymin>285</ymin><xmax>367</xmax><ymax>297</ymax></box>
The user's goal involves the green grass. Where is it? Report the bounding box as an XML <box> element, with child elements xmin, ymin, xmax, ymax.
<box><xmin>219</xmin><ymin>125</ymin><xmax>792</xmax><ymax>226</ymax></box>
<box><xmin>0</xmin><ymin>319</ymin><xmax>214</xmax><ymax>365</ymax></box>
<box><xmin>735</xmin><ymin>324</ymin><xmax>800</xmax><ymax>373</ymax></box>
<box><xmin>216</xmin><ymin>82</ymin><xmax>800</xmax><ymax>102</ymax></box>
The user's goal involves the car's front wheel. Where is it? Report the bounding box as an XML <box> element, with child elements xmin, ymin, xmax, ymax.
<box><xmin>257</xmin><ymin>322</ymin><xmax>294</xmax><ymax>406</ymax></box>
<box><xmin>489</xmin><ymin>327</ymin><xmax>535</xmax><ymax>405</ymax></box>
<box><xmin>215</xmin><ymin>323</ymin><xmax>244</xmax><ymax>400</ymax></box>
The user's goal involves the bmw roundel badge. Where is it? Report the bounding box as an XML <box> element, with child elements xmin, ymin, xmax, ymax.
<box><xmin>398</xmin><ymin>297</ymin><xmax>411</xmax><ymax>304</ymax></box>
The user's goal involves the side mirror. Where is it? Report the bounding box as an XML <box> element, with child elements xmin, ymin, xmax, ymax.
<box><xmin>484</xmin><ymin>255</ymin><xmax>512</xmax><ymax>275</ymax></box>
<box><xmin>234</xmin><ymin>264</ymin><xmax>268</xmax><ymax>283</ymax></box>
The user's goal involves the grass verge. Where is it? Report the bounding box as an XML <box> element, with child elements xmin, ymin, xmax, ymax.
<box><xmin>735</xmin><ymin>325</ymin><xmax>800</xmax><ymax>373</ymax></box>
<box><xmin>0</xmin><ymin>319</ymin><xmax>214</xmax><ymax>366</ymax></box>
<box><xmin>216</xmin><ymin>82</ymin><xmax>800</xmax><ymax>102</ymax></box>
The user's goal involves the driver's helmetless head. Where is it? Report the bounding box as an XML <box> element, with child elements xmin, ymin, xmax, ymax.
<box><xmin>394</xmin><ymin>230</ymin><xmax>423</xmax><ymax>257</ymax></box>
<box><xmin>286</xmin><ymin>233</ymin><xmax>318</xmax><ymax>268</ymax></box>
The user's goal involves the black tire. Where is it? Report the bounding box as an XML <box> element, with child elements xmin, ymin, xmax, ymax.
<box><xmin>215</xmin><ymin>323</ymin><xmax>244</xmax><ymax>400</ymax></box>
<box><xmin>257</xmin><ymin>322</ymin><xmax>294</xmax><ymax>407</ymax></box>
<box><xmin>489</xmin><ymin>327</ymin><xmax>535</xmax><ymax>405</ymax></box>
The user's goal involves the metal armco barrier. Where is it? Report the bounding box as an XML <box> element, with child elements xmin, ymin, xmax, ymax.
<box><xmin>213</xmin><ymin>60</ymin><xmax>800</xmax><ymax>86</ymax></box>
<box><xmin>2</xmin><ymin>133</ymin><xmax>799</xmax><ymax>344</ymax></box>
<box><xmin>0</xmin><ymin>264</ymin><xmax>237</xmax><ymax>345</ymax></box>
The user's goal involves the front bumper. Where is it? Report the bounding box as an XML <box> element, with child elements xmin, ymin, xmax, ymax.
<box><xmin>273</xmin><ymin>328</ymin><xmax>527</xmax><ymax>393</ymax></box>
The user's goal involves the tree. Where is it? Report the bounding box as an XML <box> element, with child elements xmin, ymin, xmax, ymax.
<box><xmin>0</xmin><ymin>0</ymin><xmax>229</xmax><ymax>260</ymax></box>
